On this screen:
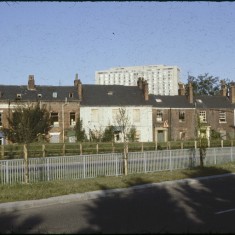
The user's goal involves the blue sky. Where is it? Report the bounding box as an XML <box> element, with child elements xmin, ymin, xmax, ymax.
<box><xmin>1</xmin><ymin>1</ymin><xmax>235</xmax><ymax>86</ymax></box>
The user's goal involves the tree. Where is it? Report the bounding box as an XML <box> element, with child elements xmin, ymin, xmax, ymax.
<box><xmin>115</xmin><ymin>108</ymin><xmax>131</xmax><ymax>175</ymax></box>
<box><xmin>102</xmin><ymin>125</ymin><xmax>114</xmax><ymax>142</ymax></box>
<box><xmin>127</xmin><ymin>126</ymin><xmax>137</xmax><ymax>142</ymax></box>
<box><xmin>3</xmin><ymin>103</ymin><xmax>51</xmax><ymax>144</ymax></box>
<box><xmin>74</xmin><ymin>119</ymin><xmax>87</xmax><ymax>142</ymax></box>
<box><xmin>195</xmin><ymin>115</ymin><xmax>207</xmax><ymax>168</ymax></box>
<box><xmin>186</xmin><ymin>73</ymin><xmax>221</xmax><ymax>96</ymax></box>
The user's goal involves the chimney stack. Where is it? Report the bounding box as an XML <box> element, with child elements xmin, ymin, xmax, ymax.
<box><xmin>220</xmin><ymin>80</ymin><xmax>227</xmax><ymax>96</ymax></box>
<box><xmin>178</xmin><ymin>83</ymin><xmax>185</xmax><ymax>96</ymax></box>
<box><xmin>188</xmin><ymin>82</ymin><xmax>193</xmax><ymax>104</ymax></box>
<box><xmin>229</xmin><ymin>82</ymin><xmax>235</xmax><ymax>103</ymax></box>
<box><xmin>28</xmin><ymin>75</ymin><xmax>35</xmax><ymax>90</ymax></box>
<box><xmin>77</xmin><ymin>79</ymin><xmax>82</xmax><ymax>100</ymax></box>
<box><xmin>74</xmin><ymin>73</ymin><xmax>79</xmax><ymax>87</ymax></box>
<box><xmin>143</xmin><ymin>80</ymin><xmax>149</xmax><ymax>101</ymax></box>
<box><xmin>137</xmin><ymin>77</ymin><xmax>144</xmax><ymax>89</ymax></box>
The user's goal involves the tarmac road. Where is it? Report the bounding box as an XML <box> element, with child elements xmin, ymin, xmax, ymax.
<box><xmin>1</xmin><ymin>174</ymin><xmax>235</xmax><ymax>234</ymax></box>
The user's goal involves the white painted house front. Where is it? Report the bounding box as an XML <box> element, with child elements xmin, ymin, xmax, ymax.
<box><xmin>80</xmin><ymin>106</ymin><xmax>153</xmax><ymax>142</ymax></box>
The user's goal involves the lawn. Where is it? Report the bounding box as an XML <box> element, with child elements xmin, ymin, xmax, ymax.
<box><xmin>0</xmin><ymin>162</ymin><xmax>235</xmax><ymax>203</ymax></box>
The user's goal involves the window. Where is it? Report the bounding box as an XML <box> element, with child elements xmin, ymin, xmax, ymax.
<box><xmin>91</xmin><ymin>109</ymin><xmax>99</xmax><ymax>122</ymax></box>
<box><xmin>179</xmin><ymin>111</ymin><xmax>185</xmax><ymax>122</ymax></box>
<box><xmin>16</xmin><ymin>94</ymin><xmax>22</xmax><ymax>99</ymax></box>
<box><xmin>112</xmin><ymin>109</ymin><xmax>119</xmax><ymax>123</ymax></box>
<box><xmin>156</xmin><ymin>110</ymin><xmax>163</xmax><ymax>122</ymax></box>
<box><xmin>179</xmin><ymin>131</ymin><xmax>186</xmax><ymax>140</ymax></box>
<box><xmin>51</xmin><ymin>112</ymin><xmax>59</xmax><ymax>127</ymax></box>
<box><xmin>69</xmin><ymin>92</ymin><xmax>73</xmax><ymax>98</ymax></box>
<box><xmin>219</xmin><ymin>111</ymin><xmax>226</xmax><ymax>123</ymax></box>
<box><xmin>133</xmin><ymin>109</ymin><xmax>140</xmax><ymax>123</ymax></box>
<box><xmin>70</xmin><ymin>112</ymin><xmax>76</xmax><ymax>126</ymax></box>
<box><xmin>52</xmin><ymin>92</ymin><xmax>57</xmax><ymax>98</ymax></box>
<box><xmin>199</xmin><ymin>111</ymin><xmax>206</xmax><ymax>123</ymax></box>
<box><xmin>38</xmin><ymin>94</ymin><xmax>42</xmax><ymax>98</ymax></box>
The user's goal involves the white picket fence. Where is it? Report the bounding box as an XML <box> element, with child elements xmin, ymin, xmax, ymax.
<box><xmin>0</xmin><ymin>147</ymin><xmax>234</xmax><ymax>184</ymax></box>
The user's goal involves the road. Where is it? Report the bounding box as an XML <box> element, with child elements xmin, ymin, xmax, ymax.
<box><xmin>1</xmin><ymin>174</ymin><xmax>235</xmax><ymax>234</ymax></box>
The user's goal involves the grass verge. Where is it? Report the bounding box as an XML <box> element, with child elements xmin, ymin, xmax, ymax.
<box><xmin>1</xmin><ymin>162</ymin><xmax>235</xmax><ymax>203</ymax></box>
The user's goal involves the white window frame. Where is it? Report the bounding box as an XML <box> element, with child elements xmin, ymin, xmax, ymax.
<box><xmin>156</xmin><ymin>110</ymin><xmax>163</xmax><ymax>122</ymax></box>
<box><xmin>199</xmin><ymin>111</ymin><xmax>207</xmax><ymax>123</ymax></box>
<box><xmin>219</xmin><ymin>111</ymin><xmax>226</xmax><ymax>123</ymax></box>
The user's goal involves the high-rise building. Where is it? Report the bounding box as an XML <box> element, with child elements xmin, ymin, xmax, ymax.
<box><xmin>95</xmin><ymin>65</ymin><xmax>180</xmax><ymax>95</ymax></box>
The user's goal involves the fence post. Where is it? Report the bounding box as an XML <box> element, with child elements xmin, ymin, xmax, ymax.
<box><xmin>42</xmin><ymin>144</ymin><xmax>46</xmax><ymax>158</ymax></box>
<box><xmin>221</xmin><ymin>140</ymin><xmax>223</xmax><ymax>148</ymax></box>
<box><xmin>194</xmin><ymin>141</ymin><xmax>197</xmax><ymax>149</ymax></box>
<box><xmin>62</xmin><ymin>143</ymin><xmax>66</xmax><ymax>155</ymax></box>
<box><xmin>115</xmin><ymin>154</ymin><xmax>118</xmax><ymax>176</ymax></box>
<box><xmin>231</xmin><ymin>147</ymin><xmax>233</xmax><ymax>162</ymax></box>
<box><xmin>169</xmin><ymin>150</ymin><xmax>172</xmax><ymax>171</ymax></box>
<box><xmin>208</xmin><ymin>139</ymin><xmax>210</xmax><ymax>148</ymax></box>
<box><xmin>23</xmin><ymin>144</ymin><xmax>29</xmax><ymax>184</ymax></box>
<box><xmin>112</xmin><ymin>142</ymin><xmax>115</xmax><ymax>153</ymax></box>
<box><xmin>144</xmin><ymin>152</ymin><xmax>147</xmax><ymax>173</ymax></box>
<box><xmin>80</xmin><ymin>143</ymin><xmax>83</xmax><ymax>155</ymax></box>
<box><xmin>6</xmin><ymin>160</ymin><xmax>9</xmax><ymax>184</ymax></box>
<box><xmin>141</xmin><ymin>142</ymin><xmax>144</xmax><ymax>152</ymax></box>
<box><xmin>1</xmin><ymin>145</ymin><xmax>4</xmax><ymax>158</ymax></box>
<box><xmin>231</xmin><ymin>140</ymin><xmax>233</xmax><ymax>147</ymax></box>
<box><xmin>96</xmin><ymin>143</ymin><xmax>99</xmax><ymax>154</ymax></box>
<box><xmin>46</xmin><ymin>158</ymin><xmax>50</xmax><ymax>181</ymax></box>
<box><xmin>214</xmin><ymin>148</ymin><xmax>216</xmax><ymax>165</ymax></box>
<box><xmin>181</xmin><ymin>142</ymin><xmax>183</xmax><ymax>149</ymax></box>
<box><xmin>83</xmin><ymin>155</ymin><xmax>86</xmax><ymax>178</ymax></box>
<box><xmin>155</xmin><ymin>141</ymin><xmax>158</xmax><ymax>150</ymax></box>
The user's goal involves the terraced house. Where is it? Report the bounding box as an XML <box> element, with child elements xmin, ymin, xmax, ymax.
<box><xmin>0</xmin><ymin>75</ymin><xmax>81</xmax><ymax>144</ymax></box>
<box><xmin>0</xmin><ymin>75</ymin><xmax>235</xmax><ymax>145</ymax></box>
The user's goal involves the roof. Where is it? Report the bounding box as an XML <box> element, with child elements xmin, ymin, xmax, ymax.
<box><xmin>80</xmin><ymin>84</ymin><xmax>150</xmax><ymax>106</ymax></box>
<box><xmin>194</xmin><ymin>96</ymin><xmax>235</xmax><ymax>109</ymax></box>
<box><xmin>0</xmin><ymin>85</ymin><xmax>79</xmax><ymax>102</ymax></box>
<box><xmin>148</xmin><ymin>95</ymin><xmax>195</xmax><ymax>108</ymax></box>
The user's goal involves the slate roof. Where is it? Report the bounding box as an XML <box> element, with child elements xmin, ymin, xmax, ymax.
<box><xmin>194</xmin><ymin>96</ymin><xmax>235</xmax><ymax>109</ymax></box>
<box><xmin>148</xmin><ymin>95</ymin><xmax>195</xmax><ymax>108</ymax></box>
<box><xmin>0</xmin><ymin>85</ymin><xmax>79</xmax><ymax>101</ymax></box>
<box><xmin>80</xmin><ymin>85</ymin><xmax>151</xmax><ymax>106</ymax></box>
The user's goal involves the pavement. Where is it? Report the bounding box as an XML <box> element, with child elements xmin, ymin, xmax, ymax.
<box><xmin>1</xmin><ymin>173</ymin><xmax>234</xmax><ymax>213</ymax></box>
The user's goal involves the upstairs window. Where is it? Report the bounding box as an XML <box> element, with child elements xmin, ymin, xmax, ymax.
<box><xmin>91</xmin><ymin>109</ymin><xmax>99</xmax><ymax>122</ymax></box>
<box><xmin>70</xmin><ymin>112</ymin><xmax>76</xmax><ymax>126</ymax></box>
<box><xmin>133</xmin><ymin>109</ymin><xmax>140</xmax><ymax>123</ymax></box>
<box><xmin>51</xmin><ymin>112</ymin><xmax>59</xmax><ymax>127</ymax></box>
<box><xmin>112</xmin><ymin>109</ymin><xmax>119</xmax><ymax>123</ymax></box>
<box><xmin>156</xmin><ymin>110</ymin><xmax>163</xmax><ymax>122</ymax></box>
<box><xmin>179</xmin><ymin>111</ymin><xmax>185</xmax><ymax>122</ymax></box>
<box><xmin>219</xmin><ymin>111</ymin><xmax>226</xmax><ymax>123</ymax></box>
<box><xmin>199</xmin><ymin>111</ymin><xmax>206</xmax><ymax>123</ymax></box>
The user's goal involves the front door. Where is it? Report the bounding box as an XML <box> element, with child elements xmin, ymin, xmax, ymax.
<box><xmin>157</xmin><ymin>130</ymin><xmax>164</xmax><ymax>142</ymax></box>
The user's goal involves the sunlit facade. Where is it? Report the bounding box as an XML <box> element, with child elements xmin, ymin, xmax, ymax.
<box><xmin>95</xmin><ymin>65</ymin><xmax>180</xmax><ymax>95</ymax></box>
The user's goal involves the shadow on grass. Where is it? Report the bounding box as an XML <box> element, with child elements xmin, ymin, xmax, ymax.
<box><xmin>76</xmin><ymin>166</ymin><xmax>235</xmax><ymax>234</ymax></box>
<box><xmin>182</xmin><ymin>165</ymin><xmax>232</xmax><ymax>179</ymax></box>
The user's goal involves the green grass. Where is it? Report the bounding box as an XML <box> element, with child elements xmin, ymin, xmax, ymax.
<box><xmin>1</xmin><ymin>161</ymin><xmax>235</xmax><ymax>203</ymax></box>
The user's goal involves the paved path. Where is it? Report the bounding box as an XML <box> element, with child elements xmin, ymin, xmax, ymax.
<box><xmin>1</xmin><ymin>173</ymin><xmax>235</xmax><ymax>234</ymax></box>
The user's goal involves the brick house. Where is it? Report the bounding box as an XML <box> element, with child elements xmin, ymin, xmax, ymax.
<box><xmin>148</xmin><ymin>81</ymin><xmax>235</xmax><ymax>142</ymax></box>
<box><xmin>193</xmin><ymin>83</ymin><xmax>235</xmax><ymax>140</ymax></box>
<box><xmin>0</xmin><ymin>75</ymin><xmax>81</xmax><ymax>144</ymax></box>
